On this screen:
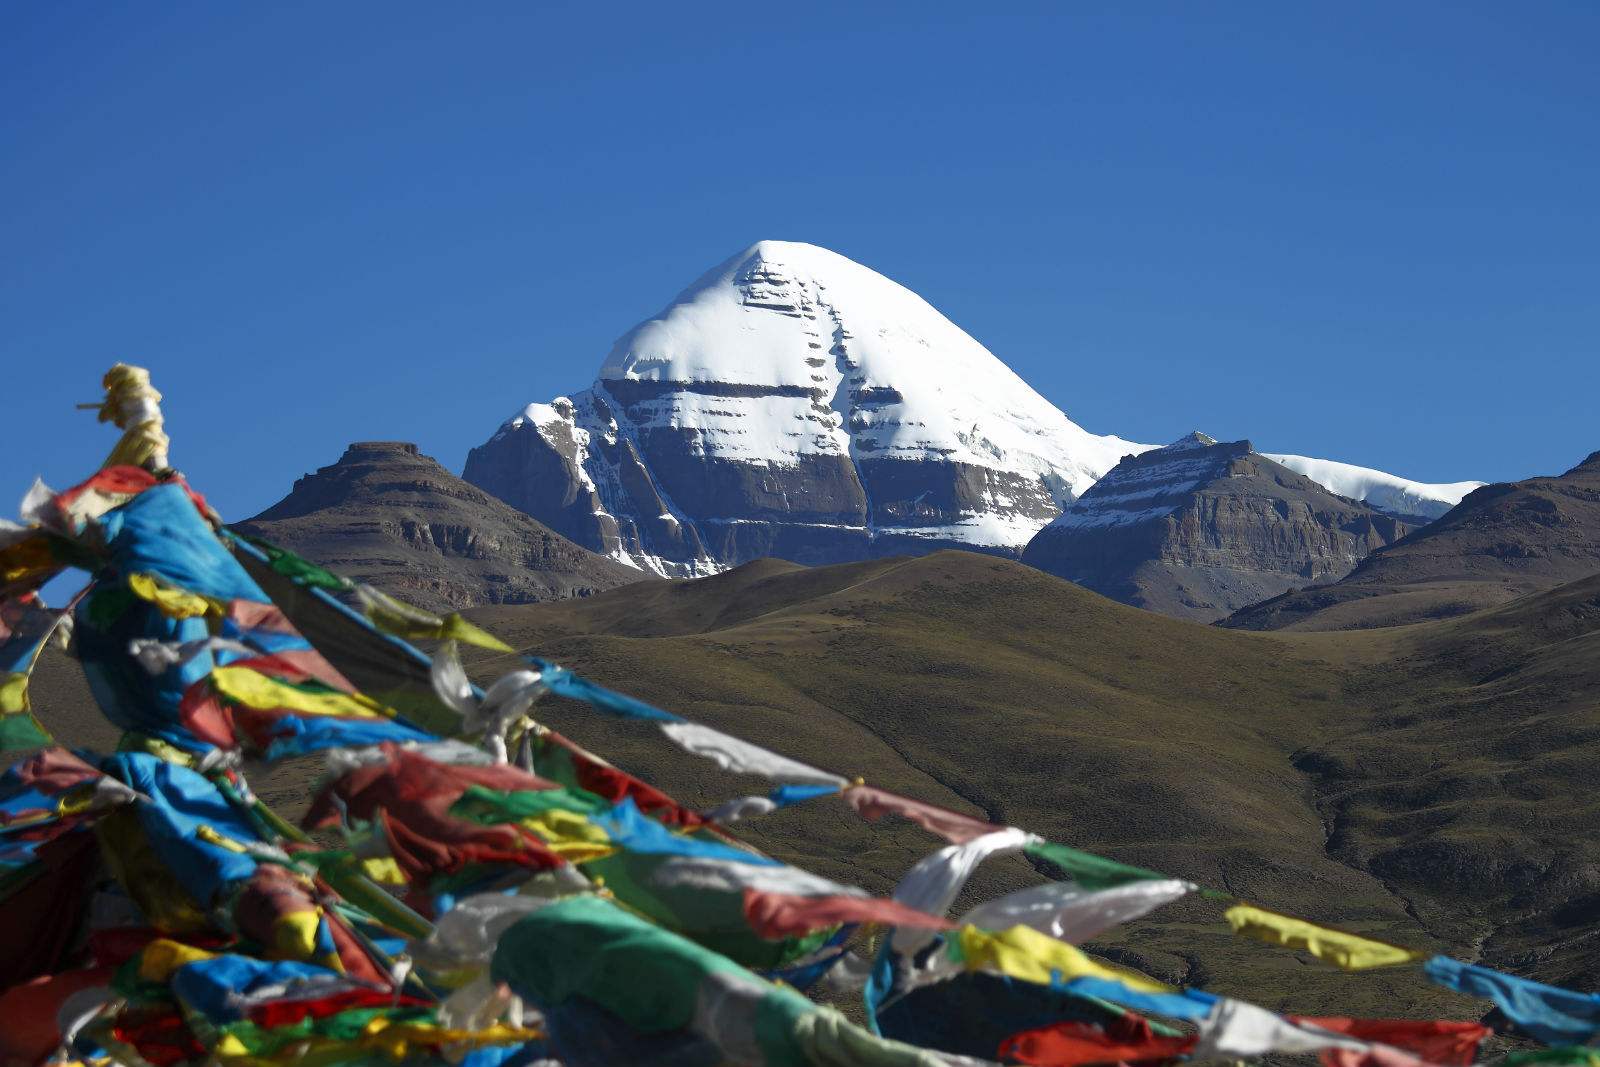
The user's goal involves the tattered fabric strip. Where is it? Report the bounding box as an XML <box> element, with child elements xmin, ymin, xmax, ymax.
<box><xmin>949</xmin><ymin>923</ymin><xmax>1171</xmax><ymax>992</ymax></box>
<box><xmin>1225</xmin><ymin>905</ymin><xmax>1424</xmax><ymax>970</ymax></box>
<box><xmin>355</xmin><ymin>585</ymin><xmax>512</xmax><ymax>652</ymax></box>
<box><xmin>530</xmin><ymin>659</ymin><xmax>684</xmax><ymax>722</ymax></box>
<box><xmin>956</xmin><ymin>878</ymin><xmax>1194</xmax><ymax>947</ymax></box>
<box><xmin>660</xmin><ymin>721</ymin><xmax>849</xmax><ymax>787</ymax></box>
<box><xmin>999</xmin><ymin>1012</ymin><xmax>1197</xmax><ymax>1066</ymax></box>
<box><xmin>843</xmin><ymin>784</ymin><xmax>999</xmax><ymax>845</ymax></box>
<box><xmin>890</xmin><ymin>827</ymin><xmax>1034</xmax><ymax>953</ymax></box>
<box><xmin>1294</xmin><ymin>1018</ymin><xmax>1491</xmax><ymax>1067</ymax></box>
<box><xmin>703</xmin><ymin>782</ymin><xmax>842</xmax><ymax>824</ymax></box>
<box><xmin>1424</xmin><ymin>956</ymin><xmax>1600</xmax><ymax>1047</ymax></box>
<box><xmin>1023</xmin><ymin>839</ymin><xmax>1168</xmax><ymax>891</ymax></box>
<box><xmin>1058</xmin><ymin>976</ymin><xmax>1218</xmax><ymax>1022</ymax></box>
<box><xmin>1194</xmin><ymin>998</ymin><xmax>1373</xmax><ymax>1059</ymax></box>
<box><xmin>744</xmin><ymin>889</ymin><xmax>955</xmax><ymax>941</ymax></box>
<box><xmin>593</xmin><ymin>797</ymin><xmax>781</xmax><ymax>867</ymax></box>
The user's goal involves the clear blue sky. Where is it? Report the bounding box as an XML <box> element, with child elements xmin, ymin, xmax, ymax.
<box><xmin>5</xmin><ymin>2</ymin><xmax>1597</xmax><ymax>523</ymax></box>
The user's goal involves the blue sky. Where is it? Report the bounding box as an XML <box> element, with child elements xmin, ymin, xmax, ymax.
<box><xmin>5</xmin><ymin>2</ymin><xmax>1597</xmax><ymax>522</ymax></box>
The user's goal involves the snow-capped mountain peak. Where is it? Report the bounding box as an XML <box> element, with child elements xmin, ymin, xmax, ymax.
<box><xmin>596</xmin><ymin>240</ymin><xmax>1142</xmax><ymax>487</ymax></box>
<box><xmin>1164</xmin><ymin>430</ymin><xmax>1219</xmax><ymax>452</ymax></box>
<box><xmin>466</xmin><ymin>241</ymin><xmax>1148</xmax><ymax>574</ymax></box>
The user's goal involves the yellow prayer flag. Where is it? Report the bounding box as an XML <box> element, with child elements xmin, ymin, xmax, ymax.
<box><xmin>0</xmin><ymin>672</ymin><xmax>28</xmax><ymax>714</ymax></box>
<box><xmin>137</xmin><ymin>938</ymin><xmax>217</xmax><ymax>982</ymax></box>
<box><xmin>211</xmin><ymin>665</ymin><xmax>395</xmax><ymax>721</ymax></box>
<box><xmin>519</xmin><ymin>808</ymin><xmax>617</xmax><ymax>863</ymax></box>
<box><xmin>128</xmin><ymin>572</ymin><xmax>215</xmax><ymax>619</ymax></box>
<box><xmin>0</xmin><ymin>534</ymin><xmax>58</xmax><ymax>589</ymax></box>
<box><xmin>954</xmin><ymin>923</ymin><xmax>1171</xmax><ymax>992</ymax></box>
<box><xmin>1224</xmin><ymin>904</ymin><xmax>1424</xmax><ymax>970</ymax></box>
<box><xmin>357</xmin><ymin>584</ymin><xmax>514</xmax><ymax>652</ymax></box>
<box><xmin>359</xmin><ymin>855</ymin><xmax>408</xmax><ymax>885</ymax></box>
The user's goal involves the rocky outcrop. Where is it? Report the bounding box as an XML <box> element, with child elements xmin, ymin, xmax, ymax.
<box><xmin>1021</xmin><ymin>433</ymin><xmax>1411</xmax><ymax>621</ymax></box>
<box><xmin>463</xmin><ymin>241</ymin><xmax>1146</xmax><ymax>574</ymax></box>
<box><xmin>1223</xmin><ymin>449</ymin><xmax>1600</xmax><ymax>631</ymax></box>
<box><xmin>236</xmin><ymin>441</ymin><xmax>645</xmax><ymax>612</ymax></box>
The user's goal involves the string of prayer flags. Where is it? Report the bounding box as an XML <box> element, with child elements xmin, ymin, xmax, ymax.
<box><xmin>889</xmin><ymin>827</ymin><xmax>1033</xmax><ymax>953</ymax></box>
<box><xmin>488</xmin><ymin>894</ymin><xmax>957</xmax><ymax>1067</ymax></box>
<box><xmin>523</xmin><ymin>728</ymin><xmax>706</xmax><ymax>827</ymax></box>
<box><xmin>228</xmin><ymin>533</ymin><xmax>464</xmax><ymax>736</ymax></box>
<box><xmin>1053</xmin><ymin>976</ymin><xmax>1219</xmax><ymax>1023</ymax></box>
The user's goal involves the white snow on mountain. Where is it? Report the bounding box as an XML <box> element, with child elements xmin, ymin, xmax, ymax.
<box><xmin>599</xmin><ymin>240</ymin><xmax>1149</xmax><ymax>501</ymax></box>
<box><xmin>1263</xmin><ymin>454</ymin><xmax>1483</xmax><ymax>521</ymax></box>
<box><xmin>1045</xmin><ymin>433</ymin><xmax>1229</xmax><ymax>531</ymax></box>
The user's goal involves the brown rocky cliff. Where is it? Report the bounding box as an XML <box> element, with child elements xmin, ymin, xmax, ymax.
<box><xmin>1022</xmin><ymin>434</ymin><xmax>1411</xmax><ymax>622</ymax></box>
<box><xmin>1224</xmin><ymin>449</ymin><xmax>1600</xmax><ymax>630</ymax></box>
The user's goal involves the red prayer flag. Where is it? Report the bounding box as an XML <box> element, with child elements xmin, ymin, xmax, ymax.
<box><xmin>1000</xmin><ymin>1014</ymin><xmax>1197</xmax><ymax>1066</ymax></box>
<box><xmin>1294</xmin><ymin>1018</ymin><xmax>1491</xmax><ymax>1067</ymax></box>
<box><xmin>741</xmin><ymin>887</ymin><xmax>956</xmax><ymax>939</ymax></box>
<box><xmin>843</xmin><ymin>784</ymin><xmax>999</xmax><ymax>845</ymax></box>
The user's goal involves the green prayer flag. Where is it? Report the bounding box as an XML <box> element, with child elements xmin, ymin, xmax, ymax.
<box><xmin>1025</xmin><ymin>839</ymin><xmax>1168</xmax><ymax>891</ymax></box>
<box><xmin>233</xmin><ymin>532</ymin><xmax>352</xmax><ymax>592</ymax></box>
<box><xmin>449</xmin><ymin>784</ymin><xmax>612</xmax><ymax>825</ymax></box>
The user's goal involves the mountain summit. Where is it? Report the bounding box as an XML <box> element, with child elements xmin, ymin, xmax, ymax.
<box><xmin>464</xmin><ymin>241</ymin><xmax>1147</xmax><ymax>574</ymax></box>
<box><xmin>1021</xmin><ymin>433</ymin><xmax>1411</xmax><ymax>620</ymax></box>
<box><xmin>238</xmin><ymin>441</ymin><xmax>642</xmax><ymax>611</ymax></box>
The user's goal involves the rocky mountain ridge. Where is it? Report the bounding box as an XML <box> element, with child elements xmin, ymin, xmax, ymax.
<box><xmin>237</xmin><ymin>441</ymin><xmax>644</xmax><ymax>612</ymax></box>
<box><xmin>1021</xmin><ymin>432</ymin><xmax>1412</xmax><ymax>621</ymax></box>
<box><xmin>1224</xmin><ymin>448</ymin><xmax>1600</xmax><ymax>630</ymax></box>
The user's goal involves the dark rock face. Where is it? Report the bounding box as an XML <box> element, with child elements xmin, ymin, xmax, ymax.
<box><xmin>237</xmin><ymin>441</ymin><xmax>646</xmax><ymax>612</ymax></box>
<box><xmin>463</xmin><ymin>241</ymin><xmax>1142</xmax><ymax>575</ymax></box>
<box><xmin>1021</xmin><ymin>433</ymin><xmax>1411</xmax><ymax>622</ymax></box>
<box><xmin>1223</xmin><ymin>449</ymin><xmax>1600</xmax><ymax>631</ymax></box>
